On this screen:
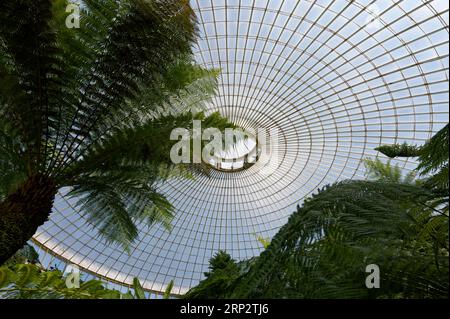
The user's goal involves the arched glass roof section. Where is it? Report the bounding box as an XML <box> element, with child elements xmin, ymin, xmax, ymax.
<box><xmin>33</xmin><ymin>0</ymin><xmax>449</xmax><ymax>296</ymax></box>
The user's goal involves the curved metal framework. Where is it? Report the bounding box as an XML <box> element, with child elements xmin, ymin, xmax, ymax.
<box><xmin>33</xmin><ymin>0</ymin><xmax>449</xmax><ymax>295</ymax></box>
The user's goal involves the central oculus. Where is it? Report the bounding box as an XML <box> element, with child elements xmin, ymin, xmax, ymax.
<box><xmin>206</xmin><ymin>131</ymin><xmax>260</xmax><ymax>172</ymax></box>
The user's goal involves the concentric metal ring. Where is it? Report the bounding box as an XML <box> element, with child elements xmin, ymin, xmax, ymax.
<box><xmin>34</xmin><ymin>0</ymin><xmax>449</xmax><ymax>295</ymax></box>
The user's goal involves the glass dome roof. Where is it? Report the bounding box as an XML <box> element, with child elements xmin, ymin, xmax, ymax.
<box><xmin>33</xmin><ymin>0</ymin><xmax>449</xmax><ymax>296</ymax></box>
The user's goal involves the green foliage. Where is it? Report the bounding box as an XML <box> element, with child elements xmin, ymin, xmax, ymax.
<box><xmin>254</xmin><ymin>234</ymin><xmax>271</xmax><ymax>249</ymax></box>
<box><xmin>0</xmin><ymin>121</ymin><xmax>28</xmax><ymax>201</ymax></box>
<box><xmin>0</xmin><ymin>264</ymin><xmax>123</xmax><ymax>299</ymax></box>
<box><xmin>0</xmin><ymin>261</ymin><xmax>166</xmax><ymax>299</ymax></box>
<box><xmin>205</xmin><ymin>251</ymin><xmax>236</xmax><ymax>276</ymax></box>
<box><xmin>4</xmin><ymin>244</ymin><xmax>40</xmax><ymax>267</ymax></box>
<box><xmin>185</xmin><ymin>125</ymin><xmax>449</xmax><ymax>299</ymax></box>
<box><xmin>375</xmin><ymin>124</ymin><xmax>449</xmax><ymax>187</ymax></box>
<box><xmin>163</xmin><ymin>280</ymin><xmax>174</xmax><ymax>299</ymax></box>
<box><xmin>133</xmin><ymin>277</ymin><xmax>146</xmax><ymax>299</ymax></box>
<box><xmin>416</xmin><ymin>124</ymin><xmax>449</xmax><ymax>175</ymax></box>
<box><xmin>417</xmin><ymin>125</ymin><xmax>449</xmax><ymax>194</ymax></box>
<box><xmin>375</xmin><ymin>143</ymin><xmax>421</xmax><ymax>158</ymax></box>
<box><xmin>0</xmin><ymin>0</ymin><xmax>235</xmax><ymax>252</ymax></box>
<box><xmin>183</xmin><ymin>251</ymin><xmax>245</xmax><ymax>299</ymax></box>
<box><xmin>364</xmin><ymin>158</ymin><xmax>416</xmax><ymax>184</ymax></box>
<box><xmin>62</xmin><ymin>111</ymin><xmax>233</xmax><ymax>250</ymax></box>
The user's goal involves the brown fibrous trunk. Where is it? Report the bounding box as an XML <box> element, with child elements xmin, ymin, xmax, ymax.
<box><xmin>0</xmin><ymin>174</ymin><xmax>57</xmax><ymax>265</ymax></box>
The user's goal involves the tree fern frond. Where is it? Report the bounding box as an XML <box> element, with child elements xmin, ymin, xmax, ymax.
<box><xmin>375</xmin><ymin>143</ymin><xmax>421</xmax><ymax>158</ymax></box>
<box><xmin>69</xmin><ymin>178</ymin><xmax>139</xmax><ymax>250</ymax></box>
<box><xmin>0</xmin><ymin>0</ymin><xmax>232</xmax><ymax>261</ymax></box>
<box><xmin>417</xmin><ymin>124</ymin><xmax>449</xmax><ymax>175</ymax></box>
<box><xmin>187</xmin><ymin>180</ymin><xmax>447</xmax><ymax>299</ymax></box>
<box><xmin>0</xmin><ymin>263</ymin><xmax>126</xmax><ymax>299</ymax></box>
<box><xmin>0</xmin><ymin>120</ymin><xmax>28</xmax><ymax>200</ymax></box>
<box><xmin>364</xmin><ymin>158</ymin><xmax>405</xmax><ymax>183</ymax></box>
<box><xmin>50</xmin><ymin>0</ymin><xmax>201</xmax><ymax>174</ymax></box>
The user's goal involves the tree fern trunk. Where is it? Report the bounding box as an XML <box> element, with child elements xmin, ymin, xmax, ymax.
<box><xmin>0</xmin><ymin>174</ymin><xmax>57</xmax><ymax>265</ymax></box>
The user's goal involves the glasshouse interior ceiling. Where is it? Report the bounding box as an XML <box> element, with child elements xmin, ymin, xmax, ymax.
<box><xmin>32</xmin><ymin>0</ymin><xmax>449</xmax><ymax>295</ymax></box>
